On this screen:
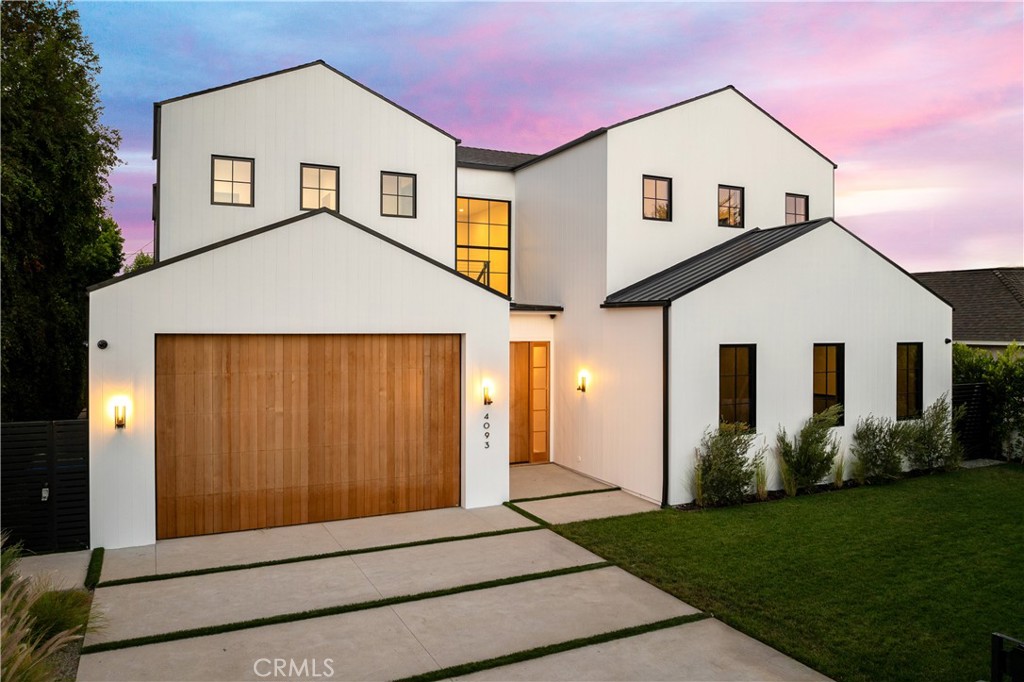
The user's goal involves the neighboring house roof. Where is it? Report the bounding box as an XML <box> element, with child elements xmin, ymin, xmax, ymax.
<box><xmin>912</xmin><ymin>268</ymin><xmax>1024</xmax><ymax>344</ymax></box>
<box><xmin>604</xmin><ymin>218</ymin><xmax>951</xmax><ymax>308</ymax></box>
<box><xmin>457</xmin><ymin>146</ymin><xmax>538</xmax><ymax>171</ymax></box>
<box><xmin>514</xmin><ymin>85</ymin><xmax>837</xmax><ymax>172</ymax></box>
<box><xmin>88</xmin><ymin>209</ymin><xmax>507</xmax><ymax>300</ymax></box>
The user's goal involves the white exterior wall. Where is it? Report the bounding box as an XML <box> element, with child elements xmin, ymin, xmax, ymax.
<box><xmin>515</xmin><ymin>138</ymin><xmax>663</xmax><ymax>501</ymax></box>
<box><xmin>667</xmin><ymin>223</ymin><xmax>952</xmax><ymax>504</ymax></box>
<box><xmin>605</xmin><ymin>89</ymin><xmax>835</xmax><ymax>293</ymax></box>
<box><xmin>89</xmin><ymin>212</ymin><xmax>509</xmax><ymax>549</ymax></box>
<box><xmin>157</xmin><ymin>64</ymin><xmax>456</xmax><ymax>265</ymax></box>
<box><xmin>456</xmin><ymin>167</ymin><xmax>517</xmax><ymax>298</ymax></box>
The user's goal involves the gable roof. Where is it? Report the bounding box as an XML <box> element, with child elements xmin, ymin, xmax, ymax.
<box><xmin>457</xmin><ymin>146</ymin><xmax>538</xmax><ymax>171</ymax></box>
<box><xmin>603</xmin><ymin>218</ymin><xmax>831</xmax><ymax>307</ymax></box>
<box><xmin>515</xmin><ymin>85</ymin><xmax>837</xmax><ymax>172</ymax></box>
<box><xmin>88</xmin><ymin>208</ymin><xmax>507</xmax><ymax>300</ymax></box>
<box><xmin>154</xmin><ymin>60</ymin><xmax>458</xmax><ymax>144</ymax></box>
<box><xmin>913</xmin><ymin>268</ymin><xmax>1024</xmax><ymax>343</ymax></box>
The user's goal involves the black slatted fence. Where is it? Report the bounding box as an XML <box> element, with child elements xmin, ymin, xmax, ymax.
<box><xmin>1</xmin><ymin>420</ymin><xmax>89</xmax><ymax>552</ymax></box>
<box><xmin>952</xmin><ymin>383</ymin><xmax>992</xmax><ymax>461</ymax></box>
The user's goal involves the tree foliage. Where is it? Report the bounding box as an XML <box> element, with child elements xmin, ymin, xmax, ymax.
<box><xmin>122</xmin><ymin>252</ymin><xmax>155</xmax><ymax>275</ymax></box>
<box><xmin>1</xmin><ymin>0</ymin><xmax>124</xmax><ymax>420</ymax></box>
<box><xmin>952</xmin><ymin>343</ymin><xmax>1024</xmax><ymax>460</ymax></box>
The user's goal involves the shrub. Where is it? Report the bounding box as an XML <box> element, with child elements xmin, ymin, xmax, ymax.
<box><xmin>693</xmin><ymin>423</ymin><xmax>760</xmax><ymax>507</ymax></box>
<box><xmin>832</xmin><ymin>454</ymin><xmax>845</xmax><ymax>489</ymax></box>
<box><xmin>953</xmin><ymin>342</ymin><xmax>1024</xmax><ymax>461</ymax></box>
<box><xmin>777</xmin><ymin>455</ymin><xmax>797</xmax><ymax>497</ymax></box>
<box><xmin>851</xmin><ymin>415</ymin><xmax>905</xmax><ymax>483</ymax></box>
<box><xmin>754</xmin><ymin>455</ymin><xmax>768</xmax><ymax>501</ymax></box>
<box><xmin>904</xmin><ymin>393</ymin><xmax>963</xmax><ymax>471</ymax></box>
<box><xmin>28</xmin><ymin>588</ymin><xmax>91</xmax><ymax>643</ymax></box>
<box><xmin>775</xmin><ymin>404</ymin><xmax>843</xmax><ymax>493</ymax></box>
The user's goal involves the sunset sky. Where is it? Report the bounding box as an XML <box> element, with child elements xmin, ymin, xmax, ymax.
<box><xmin>77</xmin><ymin>2</ymin><xmax>1023</xmax><ymax>272</ymax></box>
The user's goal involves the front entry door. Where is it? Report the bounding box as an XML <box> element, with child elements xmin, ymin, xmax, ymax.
<box><xmin>509</xmin><ymin>341</ymin><xmax>550</xmax><ymax>464</ymax></box>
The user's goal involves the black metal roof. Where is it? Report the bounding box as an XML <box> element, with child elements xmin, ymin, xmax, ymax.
<box><xmin>603</xmin><ymin>218</ymin><xmax>832</xmax><ymax>306</ymax></box>
<box><xmin>457</xmin><ymin>146</ymin><xmax>538</xmax><ymax>171</ymax></box>
<box><xmin>913</xmin><ymin>268</ymin><xmax>1024</xmax><ymax>343</ymax></box>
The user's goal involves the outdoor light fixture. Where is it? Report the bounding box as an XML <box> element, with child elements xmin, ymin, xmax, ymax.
<box><xmin>113</xmin><ymin>403</ymin><xmax>127</xmax><ymax>429</ymax></box>
<box><xmin>482</xmin><ymin>379</ymin><xmax>494</xmax><ymax>406</ymax></box>
<box><xmin>577</xmin><ymin>370</ymin><xmax>590</xmax><ymax>393</ymax></box>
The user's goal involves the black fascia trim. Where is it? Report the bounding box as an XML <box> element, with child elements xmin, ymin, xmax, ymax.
<box><xmin>153</xmin><ymin>104</ymin><xmax>161</xmax><ymax>261</ymax></box>
<box><xmin>155</xmin><ymin>60</ymin><xmax>459</xmax><ymax>143</ymax></box>
<box><xmin>600</xmin><ymin>300</ymin><xmax>670</xmax><ymax>309</ymax></box>
<box><xmin>87</xmin><ymin>208</ymin><xmax>510</xmax><ymax>302</ymax></box>
<box><xmin>510</xmin><ymin>303</ymin><xmax>564</xmax><ymax>312</ymax></box>
<box><xmin>512</xmin><ymin>129</ymin><xmax>608</xmax><ymax>171</ymax></box>
<box><xmin>829</xmin><ymin>220</ymin><xmax>954</xmax><ymax>309</ymax></box>
<box><xmin>299</xmin><ymin>162</ymin><xmax>340</xmax><ymax>212</ymax></box>
<box><xmin>210</xmin><ymin>155</ymin><xmax>255</xmax><ymax>207</ymax></box>
<box><xmin>457</xmin><ymin>161</ymin><xmax>520</xmax><ymax>172</ymax></box>
<box><xmin>661</xmin><ymin>305</ymin><xmax>670</xmax><ymax>508</ymax></box>
<box><xmin>380</xmin><ymin>171</ymin><xmax>417</xmax><ymax>219</ymax></box>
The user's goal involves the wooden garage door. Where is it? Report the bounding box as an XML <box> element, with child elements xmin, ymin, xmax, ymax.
<box><xmin>156</xmin><ymin>334</ymin><xmax>460</xmax><ymax>539</ymax></box>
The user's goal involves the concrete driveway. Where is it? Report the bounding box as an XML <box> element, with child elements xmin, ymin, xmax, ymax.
<box><xmin>76</xmin><ymin>467</ymin><xmax>829</xmax><ymax>681</ymax></box>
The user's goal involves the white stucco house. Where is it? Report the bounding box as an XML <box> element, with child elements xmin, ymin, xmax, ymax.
<box><xmin>89</xmin><ymin>61</ymin><xmax>951</xmax><ymax>548</ymax></box>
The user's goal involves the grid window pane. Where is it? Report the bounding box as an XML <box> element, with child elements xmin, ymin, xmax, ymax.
<box><xmin>320</xmin><ymin>190</ymin><xmax>336</xmax><ymax>210</ymax></box>
<box><xmin>211</xmin><ymin>156</ymin><xmax>254</xmax><ymax>206</ymax></box>
<box><xmin>456</xmin><ymin>196</ymin><xmax>511</xmax><ymax>295</ymax></box>
<box><xmin>786</xmin><ymin>193</ymin><xmax>808</xmax><ymax>225</ymax></box>
<box><xmin>213</xmin><ymin>158</ymin><xmax>233</xmax><ymax>181</ymax></box>
<box><xmin>896</xmin><ymin>343</ymin><xmax>922</xmax><ymax>420</ymax></box>
<box><xmin>643</xmin><ymin>176</ymin><xmax>671</xmax><ymax>220</ymax></box>
<box><xmin>381</xmin><ymin>172</ymin><xmax>415</xmax><ymax>217</ymax></box>
<box><xmin>398</xmin><ymin>175</ymin><xmax>414</xmax><ymax>196</ymax></box>
<box><xmin>381</xmin><ymin>195</ymin><xmax>398</xmax><ymax>215</ymax></box>
<box><xmin>234</xmin><ymin>183</ymin><xmax>251</xmax><ymax>205</ymax></box>
<box><xmin>382</xmin><ymin>173</ymin><xmax>398</xmax><ymax>195</ymax></box>
<box><xmin>718</xmin><ymin>185</ymin><xmax>744</xmax><ymax>227</ymax></box>
<box><xmin>301</xmin><ymin>164</ymin><xmax>339</xmax><ymax>211</ymax></box>
<box><xmin>720</xmin><ymin>345</ymin><xmax>755</xmax><ymax>428</ymax></box>
<box><xmin>812</xmin><ymin>343</ymin><xmax>844</xmax><ymax>423</ymax></box>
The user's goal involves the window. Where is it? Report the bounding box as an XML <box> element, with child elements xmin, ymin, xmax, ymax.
<box><xmin>896</xmin><ymin>343</ymin><xmax>923</xmax><ymax>420</ymax></box>
<box><xmin>300</xmin><ymin>164</ymin><xmax>338</xmax><ymax>211</ymax></box>
<box><xmin>381</xmin><ymin>172</ymin><xmax>416</xmax><ymax>218</ymax></box>
<box><xmin>786</xmin><ymin>193</ymin><xmax>808</xmax><ymax>224</ymax></box>
<box><xmin>211</xmin><ymin>156</ymin><xmax>253</xmax><ymax>206</ymax></box>
<box><xmin>718</xmin><ymin>185</ymin><xmax>744</xmax><ymax>228</ymax></box>
<box><xmin>643</xmin><ymin>176</ymin><xmax>671</xmax><ymax>221</ymax></box>
<box><xmin>456</xmin><ymin>197</ymin><xmax>510</xmax><ymax>295</ymax></box>
<box><xmin>720</xmin><ymin>345</ymin><xmax>755</xmax><ymax>428</ymax></box>
<box><xmin>813</xmin><ymin>344</ymin><xmax>845</xmax><ymax>424</ymax></box>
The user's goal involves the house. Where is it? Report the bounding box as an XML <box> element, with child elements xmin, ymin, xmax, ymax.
<box><xmin>88</xmin><ymin>61</ymin><xmax>952</xmax><ymax>549</ymax></box>
<box><xmin>913</xmin><ymin>268</ymin><xmax>1024</xmax><ymax>352</ymax></box>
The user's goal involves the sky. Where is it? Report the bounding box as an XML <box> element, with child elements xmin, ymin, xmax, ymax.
<box><xmin>76</xmin><ymin>1</ymin><xmax>1024</xmax><ymax>272</ymax></box>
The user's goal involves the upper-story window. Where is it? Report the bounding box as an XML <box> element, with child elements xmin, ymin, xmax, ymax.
<box><xmin>813</xmin><ymin>343</ymin><xmax>845</xmax><ymax>424</ymax></box>
<box><xmin>301</xmin><ymin>164</ymin><xmax>338</xmax><ymax>211</ymax></box>
<box><xmin>381</xmin><ymin>172</ymin><xmax>416</xmax><ymax>218</ymax></box>
<box><xmin>211</xmin><ymin>155</ymin><xmax>253</xmax><ymax>207</ymax></box>
<box><xmin>718</xmin><ymin>185</ymin><xmax>744</xmax><ymax>228</ymax></box>
<box><xmin>786</xmin><ymin>193</ymin><xmax>809</xmax><ymax>224</ymax></box>
<box><xmin>456</xmin><ymin>197</ymin><xmax>510</xmax><ymax>295</ymax></box>
<box><xmin>642</xmin><ymin>176</ymin><xmax>672</xmax><ymax>221</ymax></box>
<box><xmin>896</xmin><ymin>342</ymin><xmax>923</xmax><ymax>420</ymax></box>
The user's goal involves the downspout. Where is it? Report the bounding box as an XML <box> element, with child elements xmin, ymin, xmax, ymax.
<box><xmin>661</xmin><ymin>303</ymin><xmax>670</xmax><ymax>508</ymax></box>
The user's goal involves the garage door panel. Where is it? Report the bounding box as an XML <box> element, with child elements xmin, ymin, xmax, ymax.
<box><xmin>157</xmin><ymin>334</ymin><xmax>460</xmax><ymax>539</ymax></box>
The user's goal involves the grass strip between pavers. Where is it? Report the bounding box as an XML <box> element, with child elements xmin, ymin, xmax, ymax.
<box><xmin>393</xmin><ymin>612</ymin><xmax>710</xmax><ymax>682</ymax></box>
<box><xmin>97</xmin><ymin>525</ymin><xmax>542</xmax><ymax>588</ymax></box>
<box><xmin>80</xmin><ymin>560</ymin><xmax>612</xmax><ymax>654</ymax></box>
<box><xmin>510</xmin><ymin>487</ymin><xmax>621</xmax><ymax>504</ymax></box>
<box><xmin>84</xmin><ymin>547</ymin><xmax>104</xmax><ymax>589</ymax></box>
<box><xmin>503</xmin><ymin>501</ymin><xmax>550</xmax><ymax>527</ymax></box>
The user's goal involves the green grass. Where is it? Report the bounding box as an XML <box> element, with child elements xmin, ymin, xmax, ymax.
<box><xmin>557</xmin><ymin>465</ymin><xmax>1024</xmax><ymax>682</ymax></box>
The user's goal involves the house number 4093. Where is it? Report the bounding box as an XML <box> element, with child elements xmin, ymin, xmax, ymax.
<box><xmin>483</xmin><ymin>414</ymin><xmax>490</xmax><ymax>449</ymax></box>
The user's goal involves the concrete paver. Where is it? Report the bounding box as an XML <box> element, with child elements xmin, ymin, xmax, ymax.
<box><xmin>458</xmin><ymin>618</ymin><xmax>831</xmax><ymax>681</ymax></box>
<box><xmin>392</xmin><ymin>566</ymin><xmax>698</xmax><ymax>668</ymax></box>
<box><xmin>323</xmin><ymin>505</ymin><xmax>532</xmax><ymax>549</ymax></box>
<box><xmin>14</xmin><ymin>549</ymin><xmax>90</xmax><ymax>589</ymax></box>
<box><xmin>517</xmin><ymin>489</ymin><xmax>659</xmax><ymax>524</ymax></box>
<box><xmin>510</xmin><ymin>463</ymin><xmax>613</xmax><ymax>499</ymax></box>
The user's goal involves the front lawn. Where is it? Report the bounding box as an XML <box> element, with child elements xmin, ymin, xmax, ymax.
<box><xmin>557</xmin><ymin>465</ymin><xmax>1024</xmax><ymax>682</ymax></box>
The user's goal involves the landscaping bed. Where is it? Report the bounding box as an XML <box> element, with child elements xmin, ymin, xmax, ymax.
<box><xmin>557</xmin><ymin>464</ymin><xmax>1024</xmax><ymax>682</ymax></box>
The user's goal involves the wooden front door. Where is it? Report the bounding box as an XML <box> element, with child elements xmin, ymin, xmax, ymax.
<box><xmin>155</xmin><ymin>334</ymin><xmax>461</xmax><ymax>539</ymax></box>
<box><xmin>509</xmin><ymin>341</ymin><xmax>549</xmax><ymax>464</ymax></box>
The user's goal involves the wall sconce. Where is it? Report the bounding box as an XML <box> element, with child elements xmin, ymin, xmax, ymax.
<box><xmin>482</xmin><ymin>379</ymin><xmax>494</xmax><ymax>406</ymax></box>
<box><xmin>113</xmin><ymin>403</ymin><xmax>127</xmax><ymax>429</ymax></box>
<box><xmin>577</xmin><ymin>370</ymin><xmax>590</xmax><ymax>393</ymax></box>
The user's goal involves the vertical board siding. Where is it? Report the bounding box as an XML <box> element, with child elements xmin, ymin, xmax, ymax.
<box><xmin>156</xmin><ymin>334</ymin><xmax>460</xmax><ymax>539</ymax></box>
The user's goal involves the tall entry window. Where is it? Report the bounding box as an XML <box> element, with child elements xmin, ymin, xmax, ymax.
<box><xmin>896</xmin><ymin>343</ymin><xmax>923</xmax><ymax>420</ymax></box>
<box><xmin>813</xmin><ymin>343</ymin><xmax>845</xmax><ymax>424</ymax></box>
<box><xmin>720</xmin><ymin>344</ymin><xmax>756</xmax><ymax>428</ymax></box>
<box><xmin>456</xmin><ymin>197</ymin><xmax>510</xmax><ymax>295</ymax></box>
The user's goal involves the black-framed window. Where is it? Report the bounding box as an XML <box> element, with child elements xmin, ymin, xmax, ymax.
<box><xmin>720</xmin><ymin>344</ymin><xmax>755</xmax><ymax>428</ymax></box>
<box><xmin>786</xmin><ymin>193</ymin><xmax>808</xmax><ymax>224</ymax></box>
<box><xmin>718</xmin><ymin>185</ymin><xmax>744</xmax><ymax>228</ymax></box>
<box><xmin>643</xmin><ymin>175</ymin><xmax>671</xmax><ymax>221</ymax></box>
<box><xmin>300</xmin><ymin>164</ymin><xmax>339</xmax><ymax>211</ymax></box>
<box><xmin>211</xmin><ymin>155</ymin><xmax>253</xmax><ymax>206</ymax></box>
<box><xmin>456</xmin><ymin>197</ymin><xmax>510</xmax><ymax>295</ymax></box>
<box><xmin>896</xmin><ymin>343</ymin><xmax>923</xmax><ymax>420</ymax></box>
<box><xmin>381</xmin><ymin>171</ymin><xmax>416</xmax><ymax>218</ymax></box>
<box><xmin>813</xmin><ymin>344</ymin><xmax>845</xmax><ymax>424</ymax></box>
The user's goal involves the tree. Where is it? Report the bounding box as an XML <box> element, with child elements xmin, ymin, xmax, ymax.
<box><xmin>1</xmin><ymin>1</ymin><xmax>124</xmax><ymax>420</ymax></box>
<box><xmin>123</xmin><ymin>252</ymin><xmax>155</xmax><ymax>275</ymax></box>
